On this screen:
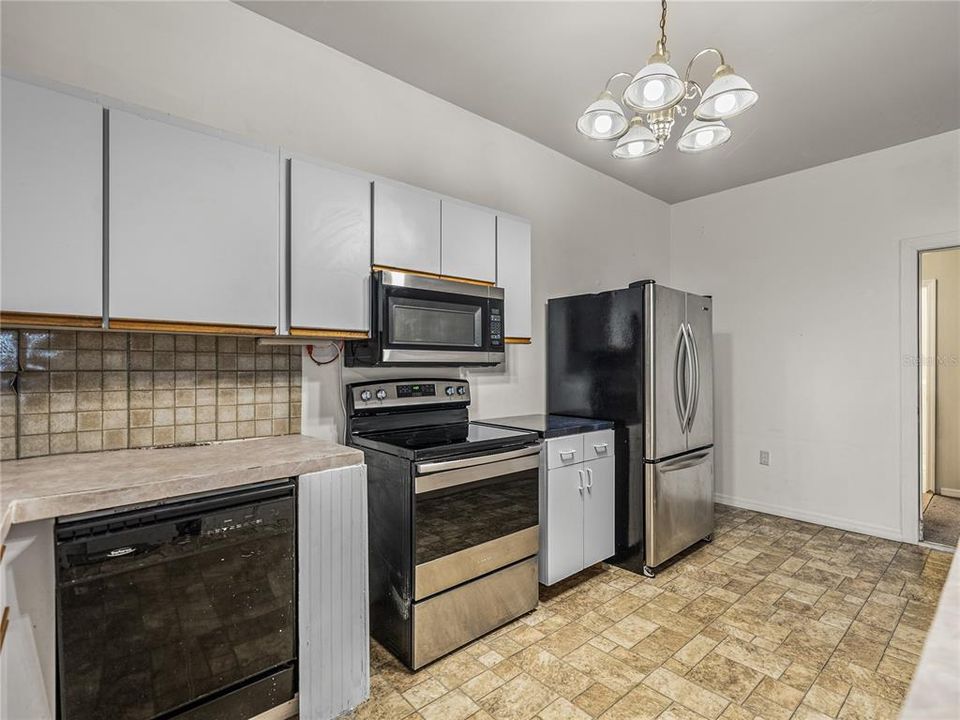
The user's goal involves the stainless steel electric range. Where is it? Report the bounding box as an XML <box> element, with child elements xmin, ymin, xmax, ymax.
<box><xmin>346</xmin><ymin>379</ymin><xmax>541</xmax><ymax>669</ymax></box>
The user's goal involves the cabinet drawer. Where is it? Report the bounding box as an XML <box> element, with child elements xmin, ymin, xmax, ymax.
<box><xmin>546</xmin><ymin>435</ymin><xmax>584</xmax><ymax>470</ymax></box>
<box><xmin>583</xmin><ymin>430</ymin><xmax>614</xmax><ymax>461</ymax></box>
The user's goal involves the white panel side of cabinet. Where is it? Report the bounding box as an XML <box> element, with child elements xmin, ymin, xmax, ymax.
<box><xmin>298</xmin><ymin>464</ymin><xmax>370</xmax><ymax>720</ymax></box>
<box><xmin>1</xmin><ymin>78</ymin><xmax>102</xmax><ymax>318</ymax></box>
<box><xmin>440</xmin><ymin>201</ymin><xmax>496</xmax><ymax>283</ymax></box>
<box><xmin>108</xmin><ymin>110</ymin><xmax>279</xmax><ymax>327</ymax></box>
<box><xmin>289</xmin><ymin>160</ymin><xmax>370</xmax><ymax>332</ymax></box>
<box><xmin>495</xmin><ymin>216</ymin><xmax>532</xmax><ymax>339</ymax></box>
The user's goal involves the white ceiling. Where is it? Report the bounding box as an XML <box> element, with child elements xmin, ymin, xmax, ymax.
<box><xmin>240</xmin><ymin>1</ymin><xmax>960</xmax><ymax>203</ymax></box>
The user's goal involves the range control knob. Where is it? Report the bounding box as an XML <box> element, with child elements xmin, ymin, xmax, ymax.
<box><xmin>456</xmin><ymin>386</ymin><xmax>466</xmax><ymax>395</ymax></box>
<box><xmin>375</xmin><ymin>389</ymin><xmax>388</xmax><ymax>400</ymax></box>
<box><xmin>445</xmin><ymin>386</ymin><xmax>456</xmax><ymax>396</ymax></box>
<box><xmin>359</xmin><ymin>390</ymin><xmax>372</xmax><ymax>401</ymax></box>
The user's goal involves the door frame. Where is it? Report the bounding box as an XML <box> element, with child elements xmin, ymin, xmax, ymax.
<box><xmin>919</xmin><ymin>278</ymin><xmax>937</xmax><ymax>498</ymax></box>
<box><xmin>899</xmin><ymin>232</ymin><xmax>959</xmax><ymax>544</ymax></box>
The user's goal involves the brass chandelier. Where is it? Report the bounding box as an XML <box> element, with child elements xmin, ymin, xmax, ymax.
<box><xmin>577</xmin><ymin>0</ymin><xmax>758</xmax><ymax>157</ymax></box>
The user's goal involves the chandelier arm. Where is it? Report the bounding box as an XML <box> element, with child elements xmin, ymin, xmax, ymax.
<box><xmin>602</xmin><ymin>72</ymin><xmax>635</xmax><ymax>92</ymax></box>
<box><xmin>684</xmin><ymin>81</ymin><xmax>704</xmax><ymax>101</ymax></box>
<box><xmin>683</xmin><ymin>47</ymin><xmax>726</xmax><ymax>84</ymax></box>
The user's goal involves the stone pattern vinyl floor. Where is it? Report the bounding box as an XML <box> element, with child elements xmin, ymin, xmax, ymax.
<box><xmin>347</xmin><ymin>505</ymin><xmax>952</xmax><ymax>720</ymax></box>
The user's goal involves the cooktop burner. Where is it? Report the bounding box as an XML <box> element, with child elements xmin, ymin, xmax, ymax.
<box><xmin>352</xmin><ymin>422</ymin><xmax>537</xmax><ymax>461</ymax></box>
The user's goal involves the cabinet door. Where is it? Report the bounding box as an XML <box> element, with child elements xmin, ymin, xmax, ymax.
<box><xmin>289</xmin><ymin>160</ymin><xmax>370</xmax><ymax>334</ymax></box>
<box><xmin>495</xmin><ymin>216</ymin><xmax>532</xmax><ymax>340</ymax></box>
<box><xmin>372</xmin><ymin>181</ymin><xmax>440</xmax><ymax>275</ymax></box>
<box><xmin>109</xmin><ymin>111</ymin><xmax>279</xmax><ymax>329</ymax></box>
<box><xmin>1</xmin><ymin>79</ymin><xmax>102</xmax><ymax>320</ymax></box>
<box><xmin>440</xmin><ymin>201</ymin><xmax>496</xmax><ymax>283</ymax></box>
<box><xmin>543</xmin><ymin>464</ymin><xmax>585</xmax><ymax>585</ymax></box>
<box><xmin>583</xmin><ymin>457</ymin><xmax>616</xmax><ymax>567</ymax></box>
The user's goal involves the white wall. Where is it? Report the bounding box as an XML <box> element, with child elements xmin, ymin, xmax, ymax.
<box><xmin>670</xmin><ymin>131</ymin><xmax>960</xmax><ymax>540</ymax></box>
<box><xmin>0</xmin><ymin>0</ymin><xmax>671</xmax><ymax>441</ymax></box>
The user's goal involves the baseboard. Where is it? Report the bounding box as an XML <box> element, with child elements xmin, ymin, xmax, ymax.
<box><xmin>938</xmin><ymin>488</ymin><xmax>960</xmax><ymax>499</ymax></box>
<box><xmin>714</xmin><ymin>494</ymin><xmax>905</xmax><ymax>543</ymax></box>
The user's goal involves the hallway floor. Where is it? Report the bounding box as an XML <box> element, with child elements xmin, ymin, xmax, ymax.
<box><xmin>349</xmin><ymin>505</ymin><xmax>951</xmax><ymax>720</ymax></box>
<box><xmin>923</xmin><ymin>493</ymin><xmax>960</xmax><ymax>547</ymax></box>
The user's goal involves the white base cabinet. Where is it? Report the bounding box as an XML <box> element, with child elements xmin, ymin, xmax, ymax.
<box><xmin>540</xmin><ymin>430</ymin><xmax>615</xmax><ymax>585</ymax></box>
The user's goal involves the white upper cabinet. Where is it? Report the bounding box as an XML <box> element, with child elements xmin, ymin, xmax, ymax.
<box><xmin>1</xmin><ymin>79</ymin><xmax>103</xmax><ymax>320</ymax></box>
<box><xmin>496</xmin><ymin>216</ymin><xmax>533</xmax><ymax>340</ymax></box>
<box><xmin>372</xmin><ymin>181</ymin><xmax>441</xmax><ymax>275</ymax></box>
<box><xmin>289</xmin><ymin>160</ymin><xmax>371</xmax><ymax>334</ymax></box>
<box><xmin>440</xmin><ymin>201</ymin><xmax>496</xmax><ymax>283</ymax></box>
<box><xmin>109</xmin><ymin>110</ymin><xmax>279</xmax><ymax>328</ymax></box>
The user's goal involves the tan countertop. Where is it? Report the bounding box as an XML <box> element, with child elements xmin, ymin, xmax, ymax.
<box><xmin>0</xmin><ymin>435</ymin><xmax>363</xmax><ymax>540</ymax></box>
<box><xmin>900</xmin><ymin>544</ymin><xmax>960</xmax><ymax>718</ymax></box>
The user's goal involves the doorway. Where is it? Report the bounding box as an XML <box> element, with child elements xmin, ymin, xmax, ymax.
<box><xmin>919</xmin><ymin>246</ymin><xmax>960</xmax><ymax>547</ymax></box>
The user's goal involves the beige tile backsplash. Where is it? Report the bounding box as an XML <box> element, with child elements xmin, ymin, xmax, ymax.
<box><xmin>0</xmin><ymin>329</ymin><xmax>302</xmax><ymax>460</ymax></box>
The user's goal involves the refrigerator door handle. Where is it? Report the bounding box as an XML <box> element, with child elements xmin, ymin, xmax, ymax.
<box><xmin>681</xmin><ymin>323</ymin><xmax>696</xmax><ymax>432</ymax></box>
<box><xmin>674</xmin><ymin>326</ymin><xmax>689</xmax><ymax>432</ymax></box>
<box><xmin>659</xmin><ymin>450</ymin><xmax>711</xmax><ymax>472</ymax></box>
<box><xmin>685</xmin><ymin>322</ymin><xmax>700</xmax><ymax>432</ymax></box>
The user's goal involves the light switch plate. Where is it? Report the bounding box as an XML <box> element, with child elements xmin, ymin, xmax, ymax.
<box><xmin>759</xmin><ymin>451</ymin><xmax>770</xmax><ymax>466</ymax></box>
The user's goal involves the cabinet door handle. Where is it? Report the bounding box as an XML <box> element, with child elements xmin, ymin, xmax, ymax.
<box><xmin>560</xmin><ymin>450</ymin><xmax>577</xmax><ymax>460</ymax></box>
<box><xmin>586</xmin><ymin>468</ymin><xmax>594</xmax><ymax>490</ymax></box>
<box><xmin>593</xmin><ymin>443</ymin><xmax>608</xmax><ymax>454</ymax></box>
<box><xmin>577</xmin><ymin>469</ymin><xmax>584</xmax><ymax>493</ymax></box>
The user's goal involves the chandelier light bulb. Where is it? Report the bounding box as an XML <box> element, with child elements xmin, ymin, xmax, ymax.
<box><xmin>593</xmin><ymin>114</ymin><xmax>614</xmax><ymax>134</ymax></box>
<box><xmin>643</xmin><ymin>79</ymin><xmax>666</xmax><ymax>103</ymax></box>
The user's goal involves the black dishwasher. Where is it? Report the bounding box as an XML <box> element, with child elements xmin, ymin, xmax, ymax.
<box><xmin>55</xmin><ymin>479</ymin><xmax>297</xmax><ymax>720</ymax></box>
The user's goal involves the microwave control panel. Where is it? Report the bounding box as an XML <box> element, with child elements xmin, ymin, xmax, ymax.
<box><xmin>489</xmin><ymin>304</ymin><xmax>503</xmax><ymax>347</ymax></box>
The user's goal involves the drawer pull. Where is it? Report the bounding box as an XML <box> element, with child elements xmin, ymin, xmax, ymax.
<box><xmin>559</xmin><ymin>450</ymin><xmax>577</xmax><ymax>460</ymax></box>
<box><xmin>593</xmin><ymin>443</ymin><xmax>609</xmax><ymax>453</ymax></box>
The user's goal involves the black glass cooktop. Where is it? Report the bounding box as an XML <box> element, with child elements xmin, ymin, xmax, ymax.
<box><xmin>352</xmin><ymin>422</ymin><xmax>538</xmax><ymax>461</ymax></box>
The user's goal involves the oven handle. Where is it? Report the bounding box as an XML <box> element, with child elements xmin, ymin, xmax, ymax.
<box><xmin>414</xmin><ymin>447</ymin><xmax>541</xmax><ymax>494</ymax></box>
<box><xmin>415</xmin><ymin>444</ymin><xmax>541</xmax><ymax>475</ymax></box>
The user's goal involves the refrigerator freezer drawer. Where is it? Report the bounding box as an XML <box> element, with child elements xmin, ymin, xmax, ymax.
<box><xmin>644</xmin><ymin>448</ymin><xmax>714</xmax><ymax>568</ymax></box>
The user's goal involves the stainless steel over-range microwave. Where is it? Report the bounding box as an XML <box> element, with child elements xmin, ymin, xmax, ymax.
<box><xmin>344</xmin><ymin>270</ymin><xmax>505</xmax><ymax>367</ymax></box>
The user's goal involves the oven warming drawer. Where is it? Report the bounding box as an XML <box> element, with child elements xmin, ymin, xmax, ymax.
<box><xmin>415</xmin><ymin>525</ymin><xmax>538</xmax><ymax>600</ymax></box>
<box><xmin>411</xmin><ymin>557</ymin><xmax>538</xmax><ymax>669</ymax></box>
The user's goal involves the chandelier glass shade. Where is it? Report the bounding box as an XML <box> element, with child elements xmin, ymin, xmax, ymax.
<box><xmin>576</xmin><ymin>0</ymin><xmax>757</xmax><ymax>160</ymax></box>
<box><xmin>612</xmin><ymin>118</ymin><xmax>660</xmax><ymax>159</ymax></box>
<box><xmin>576</xmin><ymin>90</ymin><xmax>630</xmax><ymax>140</ymax></box>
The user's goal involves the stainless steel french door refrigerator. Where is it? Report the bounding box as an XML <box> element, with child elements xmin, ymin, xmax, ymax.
<box><xmin>547</xmin><ymin>280</ymin><xmax>714</xmax><ymax>576</ymax></box>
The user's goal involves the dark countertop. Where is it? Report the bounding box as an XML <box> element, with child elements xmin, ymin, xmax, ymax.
<box><xmin>475</xmin><ymin>414</ymin><xmax>614</xmax><ymax>439</ymax></box>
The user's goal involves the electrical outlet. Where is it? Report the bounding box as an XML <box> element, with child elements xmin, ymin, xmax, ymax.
<box><xmin>759</xmin><ymin>451</ymin><xmax>770</xmax><ymax>466</ymax></box>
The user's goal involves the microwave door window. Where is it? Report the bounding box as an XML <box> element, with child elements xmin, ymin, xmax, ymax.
<box><xmin>388</xmin><ymin>298</ymin><xmax>482</xmax><ymax>347</ymax></box>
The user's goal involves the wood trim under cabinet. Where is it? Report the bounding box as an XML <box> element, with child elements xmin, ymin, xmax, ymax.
<box><xmin>109</xmin><ymin>318</ymin><xmax>276</xmax><ymax>336</ymax></box>
<box><xmin>289</xmin><ymin>327</ymin><xmax>369</xmax><ymax>340</ymax></box>
<box><xmin>371</xmin><ymin>264</ymin><xmax>495</xmax><ymax>287</ymax></box>
<box><xmin>0</xmin><ymin>311</ymin><xmax>103</xmax><ymax>329</ymax></box>
<box><xmin>0</xmin><ymin>606</ymin><xmax>9</xmax><ymax>653</ymax></box>
<box><xmin>505</xmin><ymin>337</ymin><xmax>532</xmax><ymax>345</ymax></box>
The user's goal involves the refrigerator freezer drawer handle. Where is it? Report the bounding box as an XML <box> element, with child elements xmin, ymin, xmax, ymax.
<box><xmin>674</xmin><ymin>326</ymin><xmax>689</xmax><ymax>432</ymax></box>
<box><xmin>660</xmin><ymin>450</ymin><xmax>711</xmax><ymax>473</ymax></box>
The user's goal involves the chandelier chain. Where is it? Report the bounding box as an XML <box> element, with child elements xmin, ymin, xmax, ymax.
<box><xmin>659</xmin><ymin>0</ymin><xmax>668</xmax><ymax>49</ymax></box>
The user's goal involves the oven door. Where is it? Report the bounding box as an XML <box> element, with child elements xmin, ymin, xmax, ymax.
<box><xmin>413</xmin><ymin>445</ymin><xmax>540</xmax><ymax>600</ymax></box>
<box><xmin>378</xmin><ymin>270</ymin><xmax>504</xmax><ymax>365</ymax></box>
